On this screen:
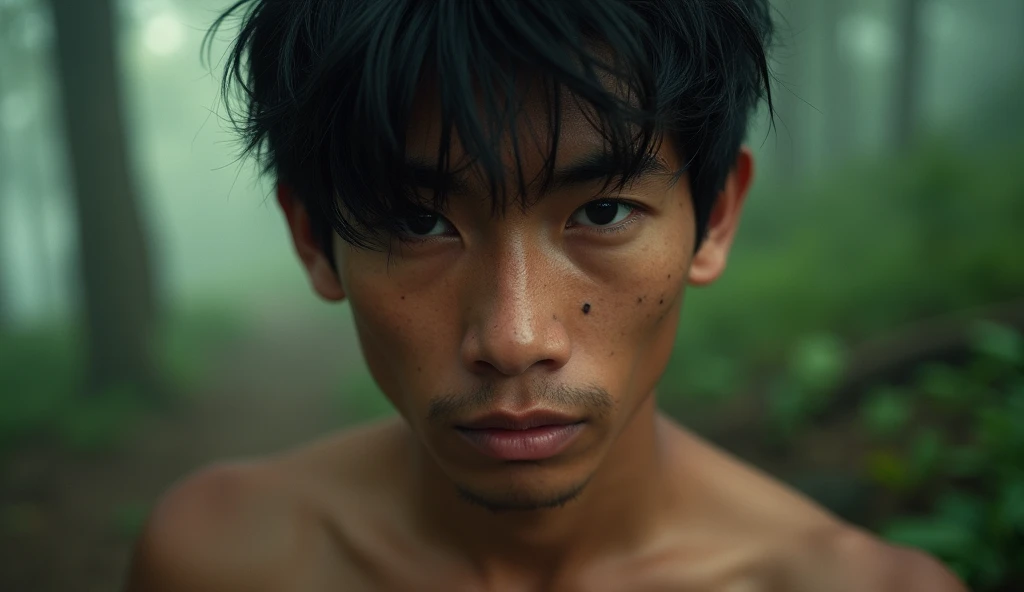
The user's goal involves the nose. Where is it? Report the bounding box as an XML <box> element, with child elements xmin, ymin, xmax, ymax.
<box><xmin>461</xmin><ymin>239</ymin><xmax>571</xmax><ymax>377</ymax></box>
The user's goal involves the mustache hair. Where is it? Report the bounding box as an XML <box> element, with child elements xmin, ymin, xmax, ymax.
<box><xmin>426</xmin><ymin>381</ymin><xmax>615</xmax><ymax>424</ymax></box>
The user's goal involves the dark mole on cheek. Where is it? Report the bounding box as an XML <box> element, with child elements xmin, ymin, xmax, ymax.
<box><xmin>401</xmin><ymin>295</ymin><xmax>406</xmax><ymax>300</ymax></box>
<box><xmin>636</xmin><ymin>296</ymin><xmax>644</xmax><ymax>305</ymax></box>
<box><xmin>582</xmin><ymin>303</ymin><xmax>591</xmax><ymax>314</ymax></box>
<box><xmin>659</xmin><ymin>299</ymin><xmax>664</xmax><ymax>305</ymax></box>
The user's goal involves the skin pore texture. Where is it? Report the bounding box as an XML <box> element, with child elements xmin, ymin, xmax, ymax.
<box><xmin>124</xmin><ymin>88</ymin><xmax>967</xmax><ymax>592</ymax></box>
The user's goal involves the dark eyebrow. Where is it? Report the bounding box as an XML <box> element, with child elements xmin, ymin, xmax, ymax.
<box><xmin>402</xmin><ymin>150</ymin><xmax>671</xmax><ymax>197</ymax></box>
<box><xmin>546</xmin><ymin>150</ymin><xmax>670</xmax><ymax>193</ymax></box>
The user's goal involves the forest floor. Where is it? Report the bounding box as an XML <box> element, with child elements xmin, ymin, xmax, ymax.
<box><xmin>0</xmin><ymin>315</ymin><xmax>360</xmax><ymax>592</ymax></box>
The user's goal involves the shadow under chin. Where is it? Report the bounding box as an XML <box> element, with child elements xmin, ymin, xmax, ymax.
<box><xmin>455</xmin><ymin>477</ymin><xmax>592</xmax><ymax>513</ymax></box>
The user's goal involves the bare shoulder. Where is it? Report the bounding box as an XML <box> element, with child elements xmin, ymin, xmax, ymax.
<box><xmin>671</xmin><ymin>425</ymin><xmax>842</xmax><ymax>534</ymax></box>
<box><xmin>666</xmin><ymin>424</ymin><xmax>967</xmax><ymax>592</ymax></box>
<box><xmin>124</xmin><ymin>460</ymin><xmax>313</xmax><ymax>591</ymax></box>
<box><xmin>124</xmin><ymin>420</ymin><xmax>407</xmax><ymax>591</ymax></box>
<box><xmin>783</xmin><ymin>525</ymin><xmax>968</xmax><ymax>592</ymax></box>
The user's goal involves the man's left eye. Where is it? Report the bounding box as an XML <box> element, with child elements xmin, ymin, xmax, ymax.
<box><xmin>397</xmin><ymin>212</ymin><xmax>454</xmax><ymax>237</ymax></box>
<box><xmin>568</xmin><ymin>200</ymin><xmax>634</xmax><ymax>227</ymax></box>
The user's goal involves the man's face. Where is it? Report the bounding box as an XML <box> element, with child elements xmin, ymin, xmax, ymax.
<box><xmin>293</xmin><ymin>89</ymin><xmax>749</xmax><ymax>512</ymax></box>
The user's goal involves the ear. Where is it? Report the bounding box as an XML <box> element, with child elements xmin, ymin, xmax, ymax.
<box><xmin>688</xmin><ymin>147</ymin><xmax>754</xmax><ymax>286</ymax></box>
<box><xmin>277</xmin><ymin>184</ymin><xmax>346</xmax><ymax>302</ymax></box>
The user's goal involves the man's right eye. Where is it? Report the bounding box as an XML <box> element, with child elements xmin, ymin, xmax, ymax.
<box><xmin>397</xmin><ymin>212</ymin><xmax>454</xmax><ymax>238</ymax></box>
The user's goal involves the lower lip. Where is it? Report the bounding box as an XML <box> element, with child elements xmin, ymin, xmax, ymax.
<box><xmin>456</xmin><ymin>423</ymin><xmax>584</xmax><ymax>461</ymax></box>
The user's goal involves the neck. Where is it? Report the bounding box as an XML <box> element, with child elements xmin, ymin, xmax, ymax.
<box><xmin>409</xmin><ymin>393</ymin><xmax>674</xmax><ymax>584</ymax></box>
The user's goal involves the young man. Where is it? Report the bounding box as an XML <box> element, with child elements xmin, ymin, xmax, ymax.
<box><xmin>127</xmin><ymin>1</ymin><xmax>966</xmax><ymax>590</ymax></box>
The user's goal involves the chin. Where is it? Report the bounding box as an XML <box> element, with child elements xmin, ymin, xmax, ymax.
<box><xmin>451</xmin><ymin>467</ymin><xmax>594</xmax><ymax>513</ymax></box>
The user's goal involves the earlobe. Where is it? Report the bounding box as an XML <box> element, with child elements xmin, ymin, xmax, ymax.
<box><xmin>309</xmin><ymin>255</ymin><xmax>347</xmax><ymax>302</ymax></box>
<box><xmin>277</xmin><ymin>184</ymin><xmax>346</xmax><ymax>302</ymax></box>
<box><xmin>687</xmin><ymin>247</ymin><xmax>726</xmax><ymax>286</ymax></box>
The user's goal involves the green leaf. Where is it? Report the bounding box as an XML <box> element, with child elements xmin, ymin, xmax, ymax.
<box><xmin>882</xmin><ymin>517</ymin><xmax>975</xmax><ymax>557</ymax></box>
<box><xmin>995</xmin><ymin>477</ymin><xmax>1024</xmax><ymax>532</ymax></box>
<box><xmin>788</xmin><ymin>334</ymin><xmax>847</xmax><ymax>394</ymax></box>
<box><xmin>934</xmin><ymin>492</ymin><xmax>986</xmax><ymax>533</ymax></box>
<box><xmin>975</xmin><ymin>406</ymin><xmax>1015</xmax><ymax>454</ymax></box>
<box><xmin>767</xmin><ymin>380</ymin><xmax>816</xmax><ymax>439</ymax></box>
<box><xmin>966</xmin><ymin>357</ymin><xmax>1010</xmax><ymax>389</ymax></box>
<box><xmin>907</xmin><ymin>428</ymin><xmax>944</xmax><ymax>483</ymax></box>
<box><xmin>865</xmin><ymin>449</ymin><xmax>911</xmax><ymax>492</ymax></box>
<box><xmin>686</xmin><ymin>354</ymin><xmax>741</xmax><ymax>402</ymax></box>
<box><xmin>915</xmin><ymin>363</ymin><xmax>967</xmax><ymax>407</ymax></box>
<box><xmin>860</xmin><ymin>386</ymin><xmax>913</xmax><ymax>440</ymax></box>
<box><xmin>969</xmin><ymin>321</ymin><xmax>1024</xmax><ymax>367</ymax></box>
<box><xmin>971</xmin><ymin>544</ymin><xmax>1009</xmax><ymax>590</ymax></box>
<box><xmin>946</xmin><ymin>446</ymin><xmax>987</xmax><ymax>479</ymax></box>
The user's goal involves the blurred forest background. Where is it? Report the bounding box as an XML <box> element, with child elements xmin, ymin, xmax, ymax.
<box><xmin>0</xmin><ymin>0</ymin><xmax>1021</xmax><ymax>590</ymax></box>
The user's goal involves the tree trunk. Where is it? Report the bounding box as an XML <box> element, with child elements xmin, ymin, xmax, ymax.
<box><xmin>821</xmin><ymin>0</ymin><xmax>853</xmax><ymax>159</ymax></box>
<box><xmin>0</xmin><ymin>6</ymin><xmax>11</xmax><ymax>331</ymax></box>
<box><xmin>0</xmin><ymin>158</ymin><xmax>8</xmax><ymax>332</ymax></box>
<box><xmin>49</xmin><ymin>0</ymin><xmax>161</xmax><ymax>398</ymax></box>
<box><xmin>0</xmin><ymin>69</ymin><xmax>8</xmax><ymax>331</ymax></box>
<box><xmin>773</xmin><ymin>0</ymin><xmax>810</xmax><ymax>180</ymax></box>
<box><xmin>893</xmin><ymin>0</ymin><xmax>924</xmax><ymax>150</ymax></box>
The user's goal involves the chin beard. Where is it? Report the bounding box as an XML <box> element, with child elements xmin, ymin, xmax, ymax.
<box><xmin>455</xmin><ymin>478</ymin><xmax>591</xmax><ymax>513</ymax></box>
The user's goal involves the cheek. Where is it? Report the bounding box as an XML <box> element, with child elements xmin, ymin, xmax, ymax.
<box><xmin>339</xmin><ymin>252</ymin><xmax>458</xmax><ymax>414</ymax></box>
<box><xmin>575</xmin><ymin>223</ymin><xmax>691</xmax><ymax>400</ymax></box>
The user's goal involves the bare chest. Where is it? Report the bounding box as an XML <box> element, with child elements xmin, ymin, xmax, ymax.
<box><xmin>291</xmin><ymin>530</ymin><xmax>785</xmax><ymax>592</ymax></box>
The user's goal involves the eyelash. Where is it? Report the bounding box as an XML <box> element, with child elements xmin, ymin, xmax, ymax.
<box><xmin>568</xmin><ymin>198</ymin><xmax>646</xmax><ymax>235</ymax></box>
<box><xmin>394</xmin><ymin>198</ymin><xmax>646</xmax><ymax>244</ymax></box>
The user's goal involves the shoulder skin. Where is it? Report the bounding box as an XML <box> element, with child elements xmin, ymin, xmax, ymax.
<box><xmin>784</xmin><ymin>525</ymin><xmax>969</xmax><ymax>592</ymax></box>
<box><xmin>123</xmin><ymin>461</ymin><xmax>315</xmax><ymax>592</ymax></box>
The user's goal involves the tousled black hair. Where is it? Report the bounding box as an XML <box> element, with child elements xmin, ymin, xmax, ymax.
<box><xmin>204</xmin><ymin>0</ymin><xmax>775</xmax><ymax>258</ymax></box>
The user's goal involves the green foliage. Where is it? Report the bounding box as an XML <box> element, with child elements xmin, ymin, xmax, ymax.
<box><xmin>654</xmin><ymin>139</ymin><xmax>1024</xmax><ymax>589</ymax></box>
<box><xmin>0</xmin><ymin>328</ymin><xmax>81</xmax><ymax>454</ymax></box>
<box><xmin>110</xmin><ymin>501</ymin><xmax>151</xmax><ymax>539</ymax></box>
<box><xmin>54</xmin><ymin>384</ymin><xmax>145</xmax><ymax>454</ymax></box>
<box><xmin>766</xmin><ymin>334</ymin><xmax>847</xmax><ymax>441</ymax></box>
<box><xmin>970</xmin><ymin>321</ymin><xmax>1024</xmax><ymax>371</ymax></box>
<box><xmin>864</xmin><ymin>449</ymin><xmax>913</xmax><ymax>493</ymax></box>
<box><xmin>788</xmin><ymin>334</ymin><xmax>847</xmax><ymax>392</ymax></box>
<box><xmin>916</xmin><ymin>363</ymin><xmax>971</xmax><ymax>409</ymax></box>
<box><xmin>661</xmin><ymin>140</ymin><xmax>1024</xmax><ymax>402</ymax></box>
<box><xmin>335</xmin><ymin>370</ymin><xmax>396</xmax><ymax>425</ymax></box>
<box><xmin>859</xmin><ymin>387</ymin><xmax>913</xmax><ymax>440</ymax></box>
<box><xmin>0</xmin><ymin>308</ymin><xmax>243</xmax><ymax>458</ymax></box>
<box><xmin>865</xmin><ymin>323</ymin><xmax>1024</xmax><ymax>591</ymax></box>
<box><xmin>158</xmin><ymin>306</ymin><xmax>246</xmax><ymax>395</ymax></box>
